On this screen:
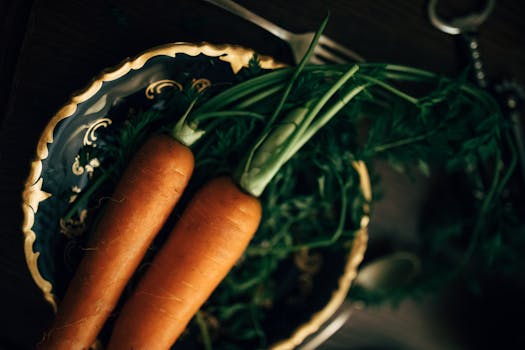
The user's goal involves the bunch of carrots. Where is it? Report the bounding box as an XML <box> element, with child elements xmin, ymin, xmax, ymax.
<box><xmin>37</xmin><ymin>17</ymin><xmax>507</xmax><ymax>350</ymax></box>
<box><xmin>37</xmin><ymin>19</ymin><xmax>358</xmax><ymax>350</ymax></box>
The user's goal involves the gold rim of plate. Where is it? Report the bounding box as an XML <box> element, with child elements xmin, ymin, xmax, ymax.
<box><xmin>20</xmin><ymin>42</ymin><xmax>370</xmax><ymax>349</ymax></box>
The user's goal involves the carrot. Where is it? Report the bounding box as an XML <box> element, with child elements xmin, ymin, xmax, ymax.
<box><xmin>107</xmin><ymin>176</ymin><xmax>262</xmax><ymax>349</ymax></box>
<box><xmin>38</xmin><ymin>134</ymin><xmax>194</xmax><ymax>350</ymax></box>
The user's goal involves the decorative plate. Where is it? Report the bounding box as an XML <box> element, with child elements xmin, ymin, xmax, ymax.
<box><xmin>21</xmin><ymin>42</ymin><xmax>370</xmax><ymax>349</ymax></box>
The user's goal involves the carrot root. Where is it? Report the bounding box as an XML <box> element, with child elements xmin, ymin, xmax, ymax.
<box><xmin>107</xmin><ymin>176</ymin><xmax>262</xmax><ymax>350</ymax></box>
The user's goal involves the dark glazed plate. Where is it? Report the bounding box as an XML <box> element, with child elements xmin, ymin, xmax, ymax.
<box><xmin>21</xmin><ymin>42</ymin><xmax>370</xmax><ymax>349</ymax></box>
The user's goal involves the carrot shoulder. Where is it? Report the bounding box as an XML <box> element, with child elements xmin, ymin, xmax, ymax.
<box><xmin>107</xmin><ymin>176</ymin><xmax>262</xmax><ymax>350</ymax></box>
<box><xmin>38</xmin><ymin>134</ymin><xmax>194</xmax><ymax>350</ymax></box>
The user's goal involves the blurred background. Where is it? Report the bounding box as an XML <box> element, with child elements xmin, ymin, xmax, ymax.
<box><xmin>1</xmin><ymin>0</ymin><xmax>524</xmax><ymax>349</ymax></box>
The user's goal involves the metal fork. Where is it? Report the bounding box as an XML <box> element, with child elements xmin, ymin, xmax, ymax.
<box><xmin>203</xmin><ymin>0</ymin><xmax>364</xmax><ymax>64</ymax></box>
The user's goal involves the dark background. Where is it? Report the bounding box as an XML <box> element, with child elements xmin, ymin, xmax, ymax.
<box><xmin>1</xmin><ymin>0</ymin><xmax>524</xmax><ymax>349</ymax></box>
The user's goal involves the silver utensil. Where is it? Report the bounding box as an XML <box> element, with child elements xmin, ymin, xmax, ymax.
<box><xmin>203</xmin><ymin>0</ymin><xmax>364</xmax><ymax>64</ymax></box>
<box><xmin>428</xmin><ymin>0</ymin><xmax>495</xmax><ymax>88</ymax></box>
<box><xmin>429</xmin><ymin>0</ymin><xmax>525</xmax><ymax>184</ymax></box>
<box><xmin>298</xmin><ymin>252</ymin><xmax>421</xmax><ymax>350</ymax></box>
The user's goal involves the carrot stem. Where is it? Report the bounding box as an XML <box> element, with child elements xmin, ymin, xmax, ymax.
<box><xmin>237</xmin><ymin>65</ymin><xmax>363</xmax><ymax>197</ymax></box>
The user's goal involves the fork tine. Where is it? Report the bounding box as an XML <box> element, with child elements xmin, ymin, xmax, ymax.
<box><xmin>318</xmin><ymin>35</ymin><xmax>365</xmax><ymax>62</ymax></box>
<box><xmin>308</xmin><ymin>55</ymin><xmax>325</xmax><ymax>65</ymax></box>
<box><xmin>314</xmin><ymin>45</ymin><xmax>348</xmax><ymax>64</ymax></box>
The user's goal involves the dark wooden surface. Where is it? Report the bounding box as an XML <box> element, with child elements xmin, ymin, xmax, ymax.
<box><xmin>1</xmin><ymin>0</ymin><xmax>524</xmax><ymax>349</ymax></box>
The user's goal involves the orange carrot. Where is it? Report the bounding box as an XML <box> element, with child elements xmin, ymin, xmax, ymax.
<box><xmin>38</xmin><ymin>134</ymin><xmax>194</xmax><ymax>350</ymax></box>
<box><xmin>106</xmin><ymin>176</ymin><xmax>262</xmax><ymax>350</ymax></box>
